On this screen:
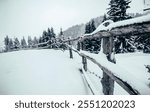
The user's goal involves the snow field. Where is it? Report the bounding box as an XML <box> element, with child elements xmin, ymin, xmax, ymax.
<box><xmin>0</xmin><ymin>50</ymin><xmax>91</xmax><ymax>95</ymax></box>
<box><xmin>0</xmin><ymin>49</ymin><xmax>150</xmax><ymax>95</ymax></box>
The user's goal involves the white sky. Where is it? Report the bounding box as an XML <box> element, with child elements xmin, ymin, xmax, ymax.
<box><xmin>0</xmin><ymin>0</ymin><xmax>144</xmax><ymax>47</ymax></box>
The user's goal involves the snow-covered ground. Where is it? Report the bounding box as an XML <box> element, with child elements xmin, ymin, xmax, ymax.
<box><xmin>0</xmin><ymin>49</ymin><xmax>150</xmax><ymax>95</ymax></box>
<box><xmin>0</xmin><ymin>50</ymin><xmax>91</xmax><ymax>95</ymax></box>
<box><xmin>81</xmin><ymin>51</ymin><xmax>150</xmax><ymax>95</ymax></box>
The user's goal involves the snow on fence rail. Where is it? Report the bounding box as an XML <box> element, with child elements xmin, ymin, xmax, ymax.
<box><xmin>61</xmin><ymin>14</ymin><xmax>150</xmax><ymax>95</ymax></box>
<box><xmin>63</xmin><ymin>13</ymin><xmax>150</xmax><ymax>43</ymax></box>
<box><xmin>65</xmin><ymin>44</ymin><xmax>140</xmax><ymax>95</ymax></box>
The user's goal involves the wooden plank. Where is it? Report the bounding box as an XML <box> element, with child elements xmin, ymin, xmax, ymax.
<box><xmin>77</xmin><ymin>42</ymin><xmax>80</xmax><ymax>51</ymax></box>
<box><xmin>101</xmin><ymin>37</ymin><xmax>115</xmax><ymax>95</ymax></box>
<box><xmin>69</xmin><ymin>41</ymin><xmax>73</xmax><ymax>59</ymax></box>
<box><xmin>82</xmin><ymin>56</ymin><xmax>87</xmax><ymax>71</ymax></box>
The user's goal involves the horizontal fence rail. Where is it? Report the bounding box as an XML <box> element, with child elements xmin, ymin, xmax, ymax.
<box><xmin>57</xmin><ymin>15</ymin><xmax>150</xmax><ymax>95</ymax></box>
<box><xmin>65</xmin><ymin>44</ymin><xmax>140</xmax><ymax>95</ymax></box>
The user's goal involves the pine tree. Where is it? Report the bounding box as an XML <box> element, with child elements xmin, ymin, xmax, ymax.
<box><xmin>51</xmin><ymin>27</ymin><xmax>56</xmax><ymax>38</ymax></box>
<box><xmin>38</xmin><ymin>36</ymin><xmax>43</xmax><ymax>47</ymax></box>
<box><xmin>28</xmin><ymin>36</ymin><xmax>33</xmax><ymax>48</ymax></box>
<box><xmin>21</xmin><ymin>37</ymin><xmax>27</xmax><ymax>48</ymax></box>
<box><xmin>58</xmin><ymin>28</ymin><xmax>67</xmax><ymax>49</ymax></box>
<box><xmin>9</xmin><ymin>38</ymin><xmax>14</xmax><ymax>50</ymax></box>
<box><xmin>14</xmin><ymin>37</ymin><xmax>20</xmax><ymax>49</ymax></box>
<box><xmin>59</xmin><ymin>28</ymin><xmax>64</xmax><ymax>37</ymax></box>
<box><xmin>4</xmin><ymin>35</ymin><xmax>10</xmax><ymax>51</ymax></box>
<box><xmin>85</xmin><ymin>22</ymin><xmax>91</xmax><ymax>34</ymax></box>
<box><xmin>90</xmin><ymin>19</ymin><xmax>96</xmax><ymax>32</ymax></box>
<box><xmin>47</xmin><ymin>28</ymin><xmax>52</xmax><ymax>41</ymax></box>
<box><xmin>85</xmin><ymin>20</ymin><xmax>96</xmax><ymax>34</ymax></box>
<box><xmin>107</xmin><ymin>0</ymin><xmax>131</xmax><ymax>22</ymax></box>
<box><xmin>83</xmin><ymin>20</ymin><xmax>101</xmax><ymax>53</ymax></box>
<box><xmin>33</xmin><ymin>36</ymin><xmax>38</xmax><ymax>45</ymax></box>
<box><xmin>42</xmin><ymin>30</ymin><xmax>48</xmax><ymax>42</ymax></box>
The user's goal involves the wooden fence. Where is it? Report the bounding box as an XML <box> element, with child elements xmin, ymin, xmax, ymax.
<box><xmin>62</xmin><ymin>16</ymin><xmax>150</xmax><ymax>95</ymax></box>
<box><xmin>65</xmin><ymin>44</ymin><xmax>140</xmax><ymax>95</ymax></box>
<box><xmin>16</xmin><ymin>14</ymin><xmax>149</xmax><ymax>95</ymax></box>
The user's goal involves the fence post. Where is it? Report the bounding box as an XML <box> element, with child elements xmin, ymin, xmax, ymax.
<box><xmin>77</xmin><ymin>42</ymin><xmax>80</xmax><ymax>51</ymax></box>
<box><xmin>69</xmin><ymin>41</ymin><xmax>73</xmax><ymax>59</ymax></box>
<box><xmin>82</xmin><ymin>56</ymin><xmax>87</xmax><ymax>71</ymax></box>
<box><xmin>101</xmin><ymin>37</ymin><xmax>115</xmax><ymax>95</ymax></box>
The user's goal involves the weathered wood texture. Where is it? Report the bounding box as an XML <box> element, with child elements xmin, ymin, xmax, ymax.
<box><xmin>77</xmin><ymin>42</ymin><xmax>80</xmax><ymax>51</ymax></box>
<box><xmin>69</xmin><ymin>41</ymin><xmax>73</xmax><ymax>59</ymax></box>
<box><xmin>65</xmin><ymin>44</ymin><xmax>140</xmax><ymax>95</ymax></box>
<box><xmin>101</xmin><ymin>72</ymin><xmax>114</xmax><ymax>95</ymax></box>
<box><xmin>82</xmin><ymin>56</ymin><xmax>87</xmax><ymax>71</ymax></box>
<box><xmin>101</xmin><ymin>37</ymin><xmax>115</xmax><ymax>95</ymax></box>
<box><xmin>81</xmin><ymin>52</ymin><xmax>140</xmax><ymax>95</ymax></box>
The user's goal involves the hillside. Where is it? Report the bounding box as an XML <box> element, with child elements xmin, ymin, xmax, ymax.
<box><xmin>63</xmin><ymin>16</ymin><xmax>104</xmax><ymax>39</ymax></box>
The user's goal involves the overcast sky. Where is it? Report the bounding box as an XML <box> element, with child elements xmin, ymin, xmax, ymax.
<box><xmin>0</xmin><ymin>0</ymin><xmax>144</xmax><ymax>47</ymax></box>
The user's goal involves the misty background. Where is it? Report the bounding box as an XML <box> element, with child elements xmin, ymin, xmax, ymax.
<box><xmin>0</xmin><ymin>0</ymin><xmax>144</xmax><ymax>47</ymax></box>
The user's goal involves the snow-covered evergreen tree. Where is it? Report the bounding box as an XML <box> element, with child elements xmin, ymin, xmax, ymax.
<box><xmin>50</xmin><ymin>27</ymin><xmax>56</xmax><ymax>38</ymax></box>
<box><xmin>14</xmin><ymin>37</ymin><xmax>20</xmax><ymax>49</ymax></box>
<box><xmin>4</xmin><ymin>35</ymin><xmax>10</xmax><ymax>51</ymax></box>
<box><xmin>9</xmin><ymin>38</ymin><xmax>14</xmax><ymax>50</ymax></box>
<box><xmin>107</xmin><ymin>0</ymin><xmax>131</xmax><ymax>22</ymax></box>
<box><xmin>90</xmin><ymin>19</ymin><xmax>96</xmax><ymax>32</ymax></box>
<box><xmin>4</xmin><ymin>36</ymin><xmax>14</xmax><ymax>51</ymax></box>
<box><xmin>59</xmin><ymin>28</ymin><xmax>64</xmax><ymax>39</ymax></box>
<box><xmin>21</xmin><ymin>37</ymin><xmax>27</xmax><ymax>48</ymax></box>
<box><xmin>39</xmin><ymin>36</ymin><xmax>42</xmax><ymax>43</ymax></box>
<box><xmin>60</xmin><ymin>28</ymin><xmax>63</xmax><ymax>36</ymax></box>
<box><xmin>42</xmin><ymin>30</ymin><xmax>48</xmax><ymax>42</ymax></box>
<box><xmin>47</xmin><ymin>28</ymin><xmax>52</xmax><ymax>39</ymax></box>
<box><xmin>33</xmin><ymin>36</ymin><xmax>38</xmax><ymax>45</ymax></box>
<box><xmin>85</xmin><ymin>22</ymin><xmax>91</xmax><ymax>34</ymax></box>
<box><xmin>28</xmin><ymin>36</ymin><xmax>33</xmax><ymax>48</ymax></box>
<box><xmin>58</xmin><ymin>28</ymin><xmax>67</xmax><ymax>49</ymax></box>
<box><xmin>83</xmin><ymin>20</ymin><xmax>101</xmax><ymax>53</ymax></box>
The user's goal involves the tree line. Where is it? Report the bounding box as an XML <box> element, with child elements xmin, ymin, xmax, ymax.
<box><xmin>3</xmin><ymin>27</ymin><xmax>57</xmax><ymax>52</ymax></box>
<box><xmin>2</xmin><ymin>0</ymin><xmax>150</xmax><ymax>53</ymax></box>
